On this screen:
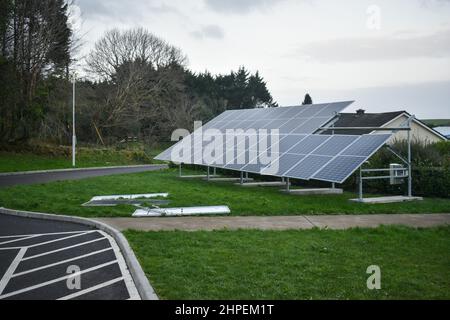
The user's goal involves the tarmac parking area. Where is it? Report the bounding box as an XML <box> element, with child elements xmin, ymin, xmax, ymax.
<box><xmin>0</xmin><ymin>214</ymin><xmax>140</xmax><ymax>300</ymax></box>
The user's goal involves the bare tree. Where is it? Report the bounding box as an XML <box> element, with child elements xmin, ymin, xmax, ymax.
<box><xmin>84</xmin><ymin>28</ymin><xmax>189</xmax><ymax>143</ymax></box>
<box><xmin>86</xmin><ymin>27</ymin><xmax>187</xmax><ymax>80</ymax></box>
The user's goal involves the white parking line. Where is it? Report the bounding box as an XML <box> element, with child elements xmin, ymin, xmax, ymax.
<box><xmin>57</xmin><ymin>277</ymin><xmax>124</xmax><ymax>300</ymax></box>
<box><xmin>0</xmin><ymin>231</ymin><xmax>88</xmax><ymax>239</ymax></box>
<box><xmin>102</xmin><ymin>231</ymin><xmax>141</xmax><ymax>300</ymax></box>
<box><xmin>22</xmin><ymin>237</ymin><xmax>107</xmax><ymax>261</ymax></box>
<box><xmin>12</xmin><ymin>248</ymin><xmax>114</xmax><ymax>277</ymax></box>
<box><xmin>0</xmin><ymin>229</ymin><xmax>140</xmax><ymax>300</ymax></box>
<box><xmin>0</xmin><ymin>235</ymin><xmax>39</xmax><ymax>246</ymax></box>
<box><xmin>0</xmin><ymin>247</ymin><xmax>27</xmax><ymax>295</ymax></box>
<box><xmin>0</xmin><ymin>231</ymin><xmax>99</xmax><ymax>251</ymax></box>
<box><xmin>26</xmin><ymin>230</ymin><xmax>97</xmax><ymax>248</ymax></box>
<box><xmin>0</xmin><ymin>260</ymin><xmax>117</xmax><ymax>299</ymax></box>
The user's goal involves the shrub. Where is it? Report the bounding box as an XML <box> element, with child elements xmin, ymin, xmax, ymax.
<box><xmin>342</xmin><ymin>141</ymin><xmax>450</xmax><ymax>198</ymax></box>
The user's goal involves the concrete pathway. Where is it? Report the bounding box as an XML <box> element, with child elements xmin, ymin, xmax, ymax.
<box><xmin>0</xmin><ymin>164</ymin><xmax>168</xmax><ymax>188</ymax></box>
<box><xmin>95</xmin><ymin>213</ymin><xmax>450</xmax><ymax>231</ymax></box>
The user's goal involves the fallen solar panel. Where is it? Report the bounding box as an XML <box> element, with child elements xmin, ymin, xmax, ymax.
<box><xmin>83</xmin><ymin>199</ymin><xmax>171</xmax><ymax>207</ymax></box>
<box><xmin>82</xmin><ymin>193</ymin><xmax>170</xmax><ymax>207</ymax></box>
<box><xmin>132</xmin><ymin>205</ymin><xmax>231</xmax><ymax>217</ymax></box>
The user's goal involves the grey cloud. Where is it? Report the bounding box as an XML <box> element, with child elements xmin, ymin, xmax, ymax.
<box><xmin>75</xmin><ymin>0</ymin><xmax>178</xmax><ymax>20</ymax></box>
<box><xmin>191</xmin><ymin>25</ymin><xmax>225</xmax><ymax>40</ymax></box>
<box><xmin>205</xmin><ymin>0</ymin><xmax>285</xmax><ymax>14</ymax></box>
<box><xmin>297</xmin><ymin>29</ymin><xmax>450</xmax><ymax>62</ymax></box>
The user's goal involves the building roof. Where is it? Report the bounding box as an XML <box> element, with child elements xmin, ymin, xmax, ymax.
<box><xmin>321</xmin><ymin>111</ymin><xmax>406</xmax><ymax>135</ymax></box>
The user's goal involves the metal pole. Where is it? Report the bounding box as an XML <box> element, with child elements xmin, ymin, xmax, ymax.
<box><xmin>245</xmin><ymin>172</ymin><xmax>249</xmax><ymax>181</ymax></box>
<box><xmin>331</xmin><ymin>182</ymin><xmax>335</xmax><ymax>189</ymax></box>
<box><xmin>286</xmin><ymin>178</ymin><xmax>290</xmax><ymax>192</ymax></box>
<box><xmin>407</xmin><ymin>127</ymin><xmax>412</xmax><ymax>197</ymax></box>
<box><xmin>207</xmin><ymin>166</ymin><xmax>210</xmax><ymax>181</ymax></box>
<box><xmin>179</xmin><ymin>163</ymin><xmax>182</xmax><ymax>177</ymax></box>
<box><xmin>240</xmin><ymin>171</ymin><xmax>244</xmax><ymax>185</ymax></box>
<box><xmin>359</xmin><ymin>167</ymin><xmax>363</xmax><ymax>201</ymax></box>
<box><xmin>281</xmin><ymin>177</ymin><xmax>285</xmax><ymax>183</ymax></box>
<box><xmin>72</xmin><ymin>79</ymin><xmax>76</xmax><ymax>167</ymax></box>
<box><xmin>213</xmin><ymin>167</ymin><xmax>216</xmax><ymax>176</ymax></box>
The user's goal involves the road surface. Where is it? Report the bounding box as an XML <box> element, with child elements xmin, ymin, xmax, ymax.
<box><xmin>0</xmin><ymin>214</ymin><xmax>140</xmax><ymax>300</ymax></box>
<box><xmin>0</xmin><ymin>164</ymin><xmax>167</xmax><ymax>188</ymax></box>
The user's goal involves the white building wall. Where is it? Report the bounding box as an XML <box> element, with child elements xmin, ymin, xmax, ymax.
<box><xmin>379</xmin><ymin>114</ymin><xmax>444</xmax><ymax>145</ymax></box>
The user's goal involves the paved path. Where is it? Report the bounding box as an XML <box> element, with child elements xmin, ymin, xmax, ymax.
<box><xmin>0</xmin><ymin>214</ymin><xmax>140</xmax><ymax>300</ymax></box>
<box><xmin>95</xmin><ymin>214</ymin><xmax>450</xmax><ymax>231</ymax></box>
<box><xmin>0</xmin><ymin>164</ymin><xmax>167</xmax><ymax>188</ymax></box>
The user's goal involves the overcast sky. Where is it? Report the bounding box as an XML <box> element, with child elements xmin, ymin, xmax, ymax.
<box><xmin>71</xmin><ymin>0</ymin><xmax>450</xmax><ymax>119</ymax></box>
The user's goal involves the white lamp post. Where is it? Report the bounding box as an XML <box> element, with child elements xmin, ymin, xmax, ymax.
<box><xmin>72</xmin><ymin>75</ymin><xmax>76</xmax><ymax>167</ymax></box>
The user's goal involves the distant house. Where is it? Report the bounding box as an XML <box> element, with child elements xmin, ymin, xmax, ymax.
<box><xmin>433</xmin><ymin>127</ymin><xmax>450</xmax><ymax>140</ymax></box>
<box><xmin>320</xmin><ymin>109</ymin><xmax>446</xmax><ymax>144</ymax></box>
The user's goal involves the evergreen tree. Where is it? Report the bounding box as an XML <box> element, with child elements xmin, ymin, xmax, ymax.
<box><xmin>302</xmin><ymin>93</ymin><xmax>313</xmax><ymax>105</ymax></box>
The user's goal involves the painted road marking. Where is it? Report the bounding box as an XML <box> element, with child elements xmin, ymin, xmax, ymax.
<box><xmin>102</xmin><ymin>231</ymin><xmax>140</xmax><ymax>300</ymax></box>
<box><xmin>0</xmin><ymin>229</ymin><xmax>140</xmax><ymax>300</ymax></box>
<box><xmin>0</xmin><ymin>236</ymin><xmax>39</xmax><ymax>246</ymax></box>
<box><xmin>21</xmin><ymin>237</ymin><xmax>107</xmax><ymax>260</ymax></box>
<box><xmin>0</xmin><ymin>260</ymin><xmax>118</xmax><ymax>299</ymax></box>
<box><xmin>57</xmin><ymin>277</ymin><xmax>124</xmax><ymax>300</ymax></box>
<box><xmin>0</xmin><ymin>248</ymin><xmax>27</xmax><ymax>295</ymax></box>
<box><xmin>12</xmin><ymin>247</ymin><xmax>114</xmax><ymax>277</ymax></box>
<box><xmin>0</xmin><ymin>231</ymin><xmax>88</xmax><ymax>239</ymax></box>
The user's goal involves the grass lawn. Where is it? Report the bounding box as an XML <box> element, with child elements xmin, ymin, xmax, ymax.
<box><xmin>124</xmin><ymin>226</ymin><xmax>450</xmax><ymax>299</ymax></box>
<box><xmin>0</xmin><ymin>168</ymin><xmax>449</xmax><ymax>217</ymax></box>
<box><xmin>0</xmin><ymin>148</ymin><xmax>163</xmax><ymax>173</ymax></box>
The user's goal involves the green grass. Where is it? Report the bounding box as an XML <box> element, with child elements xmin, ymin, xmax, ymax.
<box><xmin>0</xmin><ymin>149</ymin><xmax>157</xmax><ymax>173</ymax></box>
<box><xmin>124</xmin><ymin>226</ymin><xmax>450</xmax><ymax>299</ymax></box>
<box><xmin>0</xmin><ymin>168</ymin><xmax>449</xmax><ymax>217</ymax></box>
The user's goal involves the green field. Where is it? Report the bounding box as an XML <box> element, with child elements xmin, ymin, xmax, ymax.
<box><xmin>0</xmin><ymin>149</ymin><xmax>159</xmax><ymax>173</ymax></box>
<box><xmin>0</xmin><ymin>169</ymin><xmax>449</xmax><ymax>217</ymax></box>
<box><xmin>422</xmin><ymin>119</ymin><xmax>450</xmax><ymax>128</ymax></box>
<box><xmin>125</xmin><ymin>226</ymin><xmax>450</xmax><ymax>299</ymax></box>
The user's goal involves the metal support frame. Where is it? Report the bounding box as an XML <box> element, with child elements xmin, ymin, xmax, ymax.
<box><xmin>340</xmin><ymin>116</ymin><xmax>416</xmax><ymax>201</ymax></box>
<box><xmin>207</xmin><ymin>166</ymin><xmax>210</xmax><ymax>181</ymax></box>
<box><xmin>240</xmin><ymin>171</ymin><xmax>244</xmax><ymax>185</ymax></box>
<box><xmin>179</xmin><ymin>163</ymin><xmax>182</xmax><ymax>177</ymax></box>
<box><xmin>286</xmin><ymin>178</ymin><xmax>290</xmax><ymax>192</ymax></box>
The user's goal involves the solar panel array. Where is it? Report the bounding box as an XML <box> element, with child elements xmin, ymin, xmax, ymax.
<box><xmin>155</xmin><ymin>101</ymin><xmax>392</xmax><ymax>184</ymax></box>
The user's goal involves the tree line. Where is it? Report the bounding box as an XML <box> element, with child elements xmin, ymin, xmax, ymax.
<box><xmin>0</xmin><ymin>1</ymin><xmax>276</xmax><ymax>146</ymax></box>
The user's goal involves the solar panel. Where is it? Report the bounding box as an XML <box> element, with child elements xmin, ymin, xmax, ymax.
<box><xmin>312</xmin><ymin>156</ymin><xmax>367</xmax><ymax>183</ymax></box>
<box><xmin>261</xmin><ymin>153</ymin><xmax>305</xmax><ymax>176</ymax></box>
<box><xmin>312</xmin><ymin>135</ymin><xmax>360</xmax><ymax>156</ymax></box>
<box><xmin>341</xmin><ymin>134</ymin><xmax>391</xmax><ymax>157</ymax></box>
<box><xmin>286</xmin><ymin>135</ymin><xmax>330</xmax><ymax>155</ymax></box>
<box><xmin>284</xmin><ymin>155</ymin><xmax>333</xmax><ymax>180</ymax></box>
<box><xmin>155</xmin><ymin>101</ymin><xmax>393</xmax><ymax>184</ymax></box>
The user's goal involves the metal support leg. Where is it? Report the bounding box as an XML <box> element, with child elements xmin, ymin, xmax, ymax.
<box><xmin>245</xmin><ymin>172</ymin><xmax>249</xmax><ymax>181</ymax></box>
<box><xmin>179</xmin><ymin>163</ymin><xmax>182</xmax><ymax>177</ymax></box>
<box><xmin>332</xmin><ymin>182</ymin><xmax>336</xmax><ymax>189</ymax></box>
<box><xmin>359</xmin><ymin>168</ymin><xmax>363</xmax><ymax>201</ymax></box>
<box><xmin>207</xmin><ymin>166</ymin><xmax>210</xmax><ymax>181</ymax></box>
<box><xmin>240</xmin><ymin>171</ymin><xmax>244</xmax><ymax>185</ymax></box>
<box><xmin>407</xmin><ymin>129</ymin><xmax>412</xmax><ymax>198</ymax></box>
<box><xmin>286</xmin><ymin>178</ymin><xmax>290</xmax><ymax>192</ymax></box>
<box><xmin>213</xmin><ymin>167</ymin><xmax>217</xmax><ymax>176</ymax></box>
<box><xmin>281</xmin><ymin>177</ymin><xmax>285</xmax><ymax>183</ymax></box>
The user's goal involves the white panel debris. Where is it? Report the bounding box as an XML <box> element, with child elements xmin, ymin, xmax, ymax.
<box><xmin>90</xmin><ymin>193</ymin><xmax>169</xmax><ymax>201</ymax></box>
<box><xmin>132</xmin><ymin>206</ymin><xmax>231</xmax><ymax>217</ymax></box>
